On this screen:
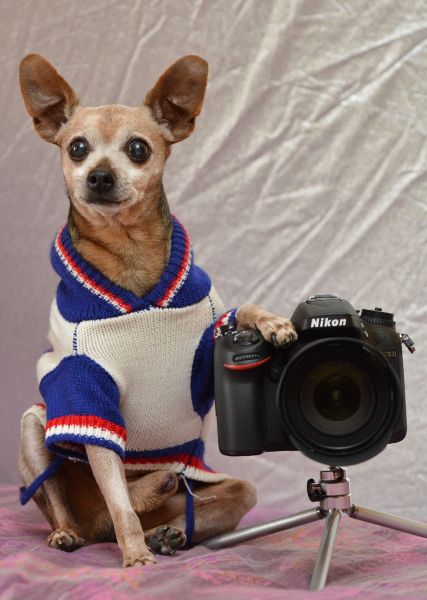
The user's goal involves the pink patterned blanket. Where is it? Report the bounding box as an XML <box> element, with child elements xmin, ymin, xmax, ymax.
<box><xmin>1</xmin><ymin>483</ymin><xmax>427</xmax><ymax>599</ymax></box>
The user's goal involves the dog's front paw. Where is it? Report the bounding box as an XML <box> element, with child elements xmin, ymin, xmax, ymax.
<box><xmin>123</xmin><ymin>549</ymin><xmax>157</xmax><ymax>568</ymax></box>
<box><xmin>47</xmin><ymin>528</ymin><xmax>88</xmax><ymax>552</ymax></box>
<box><xmin>256</xmin><ymin>314</ymin><xmax>297</xmax><ymax>348</ymax></box>
<box><xmin>149</xmin><ymin>525</ymin><xmax>186</xmax><ymax>555</ymax></box>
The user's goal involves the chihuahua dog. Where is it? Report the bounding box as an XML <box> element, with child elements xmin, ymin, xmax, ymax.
<box><xmin>18</xmin><ymin>54</ymin><xmax>297</xmax><ymax>567</ymax></box>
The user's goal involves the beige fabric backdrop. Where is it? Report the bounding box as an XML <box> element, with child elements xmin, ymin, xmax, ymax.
<box><xmin>1</xmin><ymin>0</ymin><xmax>427</xmax><ymax>520</ymax></box>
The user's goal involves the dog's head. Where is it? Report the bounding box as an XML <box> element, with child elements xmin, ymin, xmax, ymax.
<box><xmin>19</xmin><ymin>54</ymin><xmax>208</xmax><ymax>217</ymax></box>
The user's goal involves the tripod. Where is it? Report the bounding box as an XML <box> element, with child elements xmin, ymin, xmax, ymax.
<box><xmin>200</xmin><ymin>467</ymin><xmax>427</xmax><ymax>591</ymax></box>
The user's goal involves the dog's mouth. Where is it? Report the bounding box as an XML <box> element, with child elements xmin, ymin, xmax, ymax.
<box><xmin>71</xmin><ymin>190</ymin><xmax>135</xmax><ymax>213</ymax></box>
<box><xmin>86</xmin><ymin>197</ymin><xmax>125</xmax><ymax>206</ymax></box>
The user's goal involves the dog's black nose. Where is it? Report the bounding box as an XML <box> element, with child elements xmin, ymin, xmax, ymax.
<box><xmin>87</xmin><ymin>169</ymin><xmax>116</xmax><ymax>194</ymax></box>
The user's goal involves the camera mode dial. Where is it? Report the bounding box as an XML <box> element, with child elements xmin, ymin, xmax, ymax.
<box><xmin>361</xmin><ymin>308</ymin><xmax>395</xmax><ymax>327</ymax></box>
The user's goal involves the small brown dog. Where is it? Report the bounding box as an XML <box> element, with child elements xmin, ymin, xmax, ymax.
<box><xmin>18</xmin><ymin>54</ymin><xmax>297</xmax><ymax>567</ymax></box>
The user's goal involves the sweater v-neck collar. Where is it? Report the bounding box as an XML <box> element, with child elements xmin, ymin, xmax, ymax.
<box><xmin>52</xmin><ymin>215</ymin><xmax>192</xmax><ymax>317</ymax></box>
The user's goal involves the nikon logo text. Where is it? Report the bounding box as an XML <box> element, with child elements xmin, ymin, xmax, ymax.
<box><xmin>311</xmin><ymin>317</ymin><xmax>347</xmax><ymax>328</ymax></box>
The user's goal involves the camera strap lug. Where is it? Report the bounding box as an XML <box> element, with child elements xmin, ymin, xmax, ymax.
<box><xmin>214</xmin><ymin>322</ymin><xmax>236</xmax><ymax>339</ymax></box>
<box><xmin>399</xmin><ymin>333</ymin><xmax>416</xmax><ymax>354</ymax></box>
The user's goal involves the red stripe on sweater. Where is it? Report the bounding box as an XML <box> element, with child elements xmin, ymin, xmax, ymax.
<box><xmin>46</xmin><ymin>414</ymin><xmax>127</xmax><ymax>442</ymax></box>
<box><xmin>56</xmin><ymin>228</ymin><xmax>132</xmax><ymax>314</ymax></box>
<box><xmin>157</xmin><ymin>218</ymin><xmax>191</xmax><ymax>306</ymax></box>
<box><xmin>215</xmin><ymin>311</ymin><xmax>232</xmax><ymax>329</ymax></box>
<box><xmin>123</xmin><ymin>453</ymin><xmax>214</xmax><ymax>472</ymax></box>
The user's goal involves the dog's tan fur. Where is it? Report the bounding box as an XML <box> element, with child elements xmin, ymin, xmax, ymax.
<box><xmin>19</xmin><ymin>54</ymin><xmax>296</xmax><ymax>567</ymax></box>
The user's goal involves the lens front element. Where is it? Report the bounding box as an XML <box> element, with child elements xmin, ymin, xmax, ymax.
<box><xmin>300</xmin><ymin>361</ymin><xmax>375</xmax><ymax>436</ymax></box>
<box><xmin>315</xmin><ymin>374</ymin><xmax>360</xmax><ymax>420</ymax></box>
<box><xmin>277</xmin><ymin>338</ymin><xmax>402</xmax><ymax>465</ymax></box>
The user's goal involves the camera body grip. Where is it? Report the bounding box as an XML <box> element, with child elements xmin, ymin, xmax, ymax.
<box><xmin>214</xmin><ymin>330</ymin><xmax>272</xmax><ymax>455</ymax></box>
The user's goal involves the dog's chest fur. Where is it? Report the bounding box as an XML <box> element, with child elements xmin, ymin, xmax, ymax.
<box><xmin>67</xmin><ymin>186</ymin><xmax>173</xmax><ymax>299</ymax></box>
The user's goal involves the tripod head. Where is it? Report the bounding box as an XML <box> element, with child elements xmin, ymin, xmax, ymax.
<box><xmin>307</xmin><ymin>467</ymin><xmax>351</xmax><ymax>511</ymax></box>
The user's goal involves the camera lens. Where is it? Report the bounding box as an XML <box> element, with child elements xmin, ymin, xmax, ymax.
<box><xmin>299</xmin><ymin>361</ymin><xmax>375</xmax><ymax>437</ymax></box>
<box><xmin>315</xmin><ymin>375</ymin><xmax>360</xmax><ymax>421</ymax></box>
<box><xmin>277</xmin><ymin>338</ymin><xmax>402</xmax><ymax>465</ymax></box>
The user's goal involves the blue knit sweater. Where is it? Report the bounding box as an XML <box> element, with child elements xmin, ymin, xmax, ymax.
<box><xmin>34</xmin><ymin>215</ymin><xmax>237</xmax><ymax>482</ymax></box>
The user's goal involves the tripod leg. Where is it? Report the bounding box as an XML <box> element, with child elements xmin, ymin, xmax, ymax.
<box><xmin>309</xmin><ymin>508</ymin><xmax>341</xmax><ymax>591</ymax></box>
<box><xmin>199</xmin><ymin>507</ymin><xmax>324</xmax><ymax>549</ymax></box>
<box><xmin>347</xmin><ymin>505</ymin><xmax>427</xmax><ymax>538</ymax></box>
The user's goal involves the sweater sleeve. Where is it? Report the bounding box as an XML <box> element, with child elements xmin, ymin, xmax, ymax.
<box><xmin>190</xmin><ymin>307</ymin><xmax>239</xmax><ymax>419</ymax></box>
<box><xmin>39</xmin><ymin>354</ymin><xmax>126</xmax><ymax>461</ymax></box>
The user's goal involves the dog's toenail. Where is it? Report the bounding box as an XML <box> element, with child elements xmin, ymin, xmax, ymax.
<box><xmin>156</xmin><ymin>526</ymin><xmax>168</xmax><ymax>535</ymax></box>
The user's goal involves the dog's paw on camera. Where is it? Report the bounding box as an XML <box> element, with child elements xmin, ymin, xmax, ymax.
<box><xmin>235</xmin><ymin>304</ymin><xmax>297</xmax><ymax>348</ymax></box>
<box><xmin>46</xmin><ymin>528</ymin><xmax>88</xmax><ymax>552</ymax></box>
<box><xmin>149</xmin><ymin>525</ymin><xmax>186</xmax><ymax>555</ymax></box>
<box><xmin>256</xmin><ymin>315</ymin><xmax>297</xmax><ymax>348</ymax></box>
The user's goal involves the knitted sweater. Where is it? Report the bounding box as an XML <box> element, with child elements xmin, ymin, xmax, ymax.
<box><xmin>33</xmin><ymin>216</ymin><xmax>237</xmax><ymax>483</ymax></box>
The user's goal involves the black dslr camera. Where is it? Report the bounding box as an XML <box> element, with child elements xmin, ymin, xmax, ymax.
<box><xmin>214</xmin><ymin>295</ymin><xmax>414</xmax><ymax>466</ymax></box>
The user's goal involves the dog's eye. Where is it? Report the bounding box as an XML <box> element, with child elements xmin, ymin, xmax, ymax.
<box><xmin>127</xmin><ymin>139</ymin><xmax>150</xmax><ymax>163</ymax></box>
<box><xmin>69</xmin><ymin>139</ymin><xmax>89</xmax><ymax>161</ymax></box>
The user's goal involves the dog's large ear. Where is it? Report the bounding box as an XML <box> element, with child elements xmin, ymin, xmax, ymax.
<box><xmin>144</xmin><ymin>55</ymin><xmax>208</xmax><ymax>143</ymax></box>
<box><xmin>19</xmin><ymin>54</ymin><xmax>81</xmax><ymax>145</ymax></box>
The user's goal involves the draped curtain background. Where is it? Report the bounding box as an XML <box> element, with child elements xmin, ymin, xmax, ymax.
<box><xmin>1</xmin><ymin>0</ymin><xmax>427</xmax><ymax>520</ymax></box>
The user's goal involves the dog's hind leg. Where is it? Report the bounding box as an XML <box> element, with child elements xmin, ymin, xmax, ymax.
<box><xmin>127</xmin><ymin>471</ymin><xmax>179</xmax><ymax>513</ymax></box>
<box><xmin>140</xmin><ymin>478</ymin><xmax>258</xmax><ymax>554</ymax></box>
<box><xmin>87</xmin><ymin>471</ymin><xmax>180</xmax><ymax>545</ymax></box>
<box><xmin>127</xmin><ymin>471</ymin><xmax>186</xmax><ymax>555</ymax></box>
<box><xmin>19</xmin><ymin>412</ymin><xmax>87</xmax><ymax>551</ymax></box>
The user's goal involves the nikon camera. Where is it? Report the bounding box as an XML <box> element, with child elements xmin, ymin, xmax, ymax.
<box><xmin>214</xmin><ymin>295</ymin><xmax>414</xmax><ymax>466</ymax></box>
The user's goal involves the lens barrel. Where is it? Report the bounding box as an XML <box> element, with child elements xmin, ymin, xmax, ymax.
<box><xmin>277</xmin><ymin>338</ymin><xmax>402</xmax><ymax>465</ymax></box>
